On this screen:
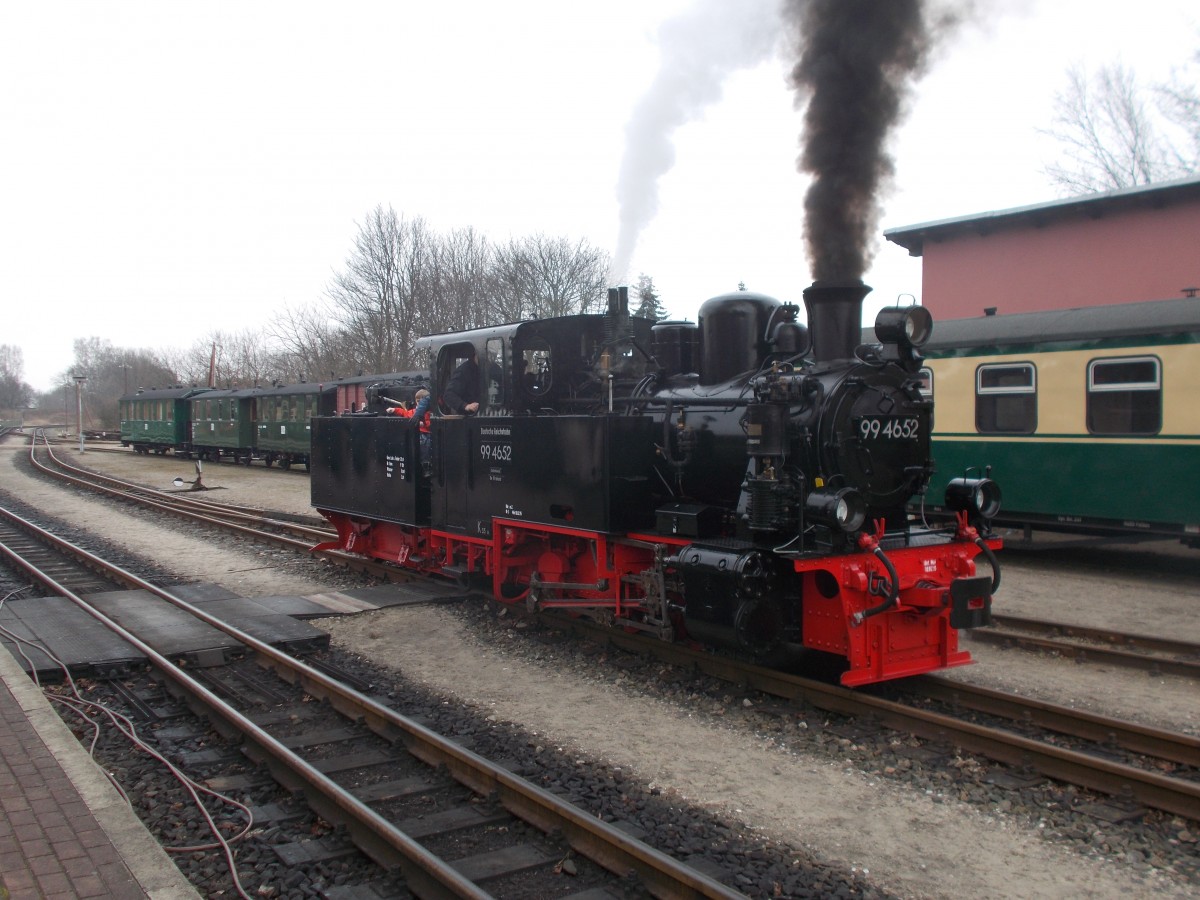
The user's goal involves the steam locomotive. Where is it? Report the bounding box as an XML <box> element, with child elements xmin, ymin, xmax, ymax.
<box><xmin>310</xmin><ymin>282</ymin><xmax>1002</xmax><ymax>686</ymax></box>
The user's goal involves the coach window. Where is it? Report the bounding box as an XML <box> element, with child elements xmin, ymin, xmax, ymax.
<box><xmin>976</xmin><ymin>363</ymin><xmax>1036</xmax><ymax>434</ymax></box>
<box><xmin>1087</xmin><ymin>356</ymin><xmax>1162</xmax><ymax>435</ymax></box>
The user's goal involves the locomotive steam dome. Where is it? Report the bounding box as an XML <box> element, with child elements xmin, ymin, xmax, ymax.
<box><xmin>697</xmin><ymin>291</ymin><xmax>782</xmax><ymax>385</ymax></box>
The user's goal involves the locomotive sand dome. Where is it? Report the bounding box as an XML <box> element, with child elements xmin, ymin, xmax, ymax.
<box><xmin>310</xmin><ymin>282</ymin><xmax>1002</xmax><ymax>686</ymax></box>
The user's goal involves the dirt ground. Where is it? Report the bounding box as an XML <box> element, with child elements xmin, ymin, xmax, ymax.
<box><xmin>4</xmin><ymin>440</ymin><xmax>1197</xmax><ymax>899</ymax></box>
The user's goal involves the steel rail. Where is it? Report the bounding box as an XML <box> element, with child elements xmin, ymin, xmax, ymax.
<box><xmin>27</xmin><ymin>438</ymin><xmax>1199</xmax><ymax>816</ymax></box>
<box><xmin>25</xmin><ymin>432</ymin><xmax>434</xmax><ymax>595</ymax></box>
<box><xmin>972</xmin><ymin>613</ymin><xmax>1200</xmax><ymax>679</ymax></box>
<box><xmin>0</xmin><ymin>504</ymin><xmax>745</xmax><ymax>899</ymax></box>
<box><xmin>545</xmin><ymin>614</ymin><xmax>1200</xmax><ymax>820</ymax></box>
<box><xmin>33</xmin><ymin>439</ymin><xmax>332</xmax><ymax>542</ymax></box>
<box><xmin>47</xmin><ymin>442</ymin><xmax>328</xmax><ymax>527</ymax></box>
<box><xmin>908</xmin><ymin>677</ymin><xmax>1200</xmax><ymax>767</ymax></box>
<box><xmin>0</xmin><ymin>505</ymin><xmax>487</xmax><ymax>898</ymax></box>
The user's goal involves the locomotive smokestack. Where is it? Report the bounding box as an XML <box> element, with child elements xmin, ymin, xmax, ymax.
<box><xmin>784</xmin><ymin>0</ymin><xmax>962</xmax><ymax>282</ymax></box>
<box><xmin>803</xmin><ymin>280</ymin><xmax>871</xmax><ymax>363</ymax></box>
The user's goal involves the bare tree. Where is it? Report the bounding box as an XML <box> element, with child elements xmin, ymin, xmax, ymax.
<box><xmin>326</xmin><ymin>206</ymin><xmax>435</xmax><ymax>373</ymax></box>
<box><xmin>47</xmin><ymin>338</ymin><xmax>178</xmax><ymax>429</ymax></box>
<box><xmin>491</xmin><ymin>234</ymin><xmax>610</xmax><ymax>321</ymax></box>
<box><xmin>265</xmin><ymin>301</ymin><xmax>361</xmax><ymax>383</ymax></box>
<box><xmin>0</xmin><ymin>345</ymin><xmax>33</xmax><ymax>412</ymax></box>
<box><xmin>219</xmin><ymin>328</ymin><xmax>278</xmax><ymax>387</ymax></box>
<box><xmin>173</xmin><ymin>331</ymin><xmax>246</xmax><ymax>388</ymax></box>
<box><xmin>1044</xmin><ymin>62</ymin><xmax>1199</xmax><ymax>194</ymax></box>
<box><xmin>425</xmin><ymin>226</ymin><xmax>495</xmax><ymax>336</ymax></box>
<box><xmin>325</xmin><ymin>211</ymin><xmax>614</xmax><ymax>368</ymax></box>
<box><xmin>120</xmin><ymin>349</ymin><xmax>179</xmax><ymax>394</ymax></box>
<box><xmin>1158</xmin><ymin>50</ymin><xmax>1200</xmax><ymax>176</ymax></box>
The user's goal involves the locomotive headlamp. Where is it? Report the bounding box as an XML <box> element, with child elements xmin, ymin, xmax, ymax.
<box><xmin>875</xmin><ymin>306</ymin><xmax>933</xmax><ymax>348</ymax></box>
<box><xmin>945</xmin><ymin>477</ymin><xmax>1002</xmax><ymax>521</ymax></box>
<box><xmin>805</xmin><ymin>487</ymin><xmax>867</xmax><ymax>533</ymax></box>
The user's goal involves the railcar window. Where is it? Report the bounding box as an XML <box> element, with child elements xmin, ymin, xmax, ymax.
<box><xmin>1087</xmin><ymin>356</ymin><xmax>1162</xmax><ymax>435</ymax></box>
<box><xmin>976</xmin><ymin>363</ymin><xmax>1036</xmax><ymax>434</ymax></box>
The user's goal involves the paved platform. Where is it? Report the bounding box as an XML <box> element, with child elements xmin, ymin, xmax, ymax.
<box><xmin>0</xmin><ymin>645</ymin><xmax>199</xmax><ymax>898</ymax></box>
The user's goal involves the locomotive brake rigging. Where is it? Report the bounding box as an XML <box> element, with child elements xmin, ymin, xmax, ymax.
<box><xmin>310</xmin><ymin>280</ymin><xmax>1002</xmax><ymax>687</ymax></box>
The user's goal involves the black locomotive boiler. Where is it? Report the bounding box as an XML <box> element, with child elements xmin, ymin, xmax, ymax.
<box><xmin>311</xmin><ymin>282</ymin><xmax>1001</xmax><ymax>686</ymax></box>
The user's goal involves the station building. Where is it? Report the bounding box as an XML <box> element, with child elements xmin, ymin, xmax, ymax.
<box><xmin>884</xmin><ymin>174</ymin><xmax>1200</xmax><ymax>319</ymax></box>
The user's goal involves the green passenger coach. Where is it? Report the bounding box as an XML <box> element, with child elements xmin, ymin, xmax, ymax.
<box><xmin>255</xmin><ymin>382</ymin><xmax>336</xmax><ymax>470</ymax></box>
<box><xmin>190</xmin><ymin>387</ymin><xmax>263</xmax><ymax>464</ymax></box>
<box><xmin>119</xmin><ymin>386</ymin><xmax>211</xmax><ymax>455</ymax></box>
<box><xmin>920</xmin><ymin>297</ymin><xmax>1200</xmax><ymax>545</ymax></box>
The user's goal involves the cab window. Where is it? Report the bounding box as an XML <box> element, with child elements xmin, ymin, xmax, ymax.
<box><xmin>519</xmin><ymin>337</ymin><xmax>553</xmax><ymax>397</ymax></box>
<box><xmin>485</xmin><ymin>338</ymin><xmax>506</xmax><ymax>409</ymax></box>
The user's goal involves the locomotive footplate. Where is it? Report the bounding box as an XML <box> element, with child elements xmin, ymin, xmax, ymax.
<box><xmin>949</xmin><ymin>574</ymin><xmax>993</xmax><ymax>629</ymax></box>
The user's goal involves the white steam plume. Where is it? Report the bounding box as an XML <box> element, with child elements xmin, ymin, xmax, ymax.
<box><xmin>610</xmin><ymin>0</ymin><xmax>781</xmax><ymax>284</ymax></box>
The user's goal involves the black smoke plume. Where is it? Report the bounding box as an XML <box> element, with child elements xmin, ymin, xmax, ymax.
<box><xmin>785</xmin><ymin>0</ymin><xmax>956</xmax><ymax>282</ymax></box>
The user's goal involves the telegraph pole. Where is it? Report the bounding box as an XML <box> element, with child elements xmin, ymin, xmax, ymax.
<box><xmin>73</xmin><ymin>373</ymin><xmax>87</xmax><ymax>452</ymax></box>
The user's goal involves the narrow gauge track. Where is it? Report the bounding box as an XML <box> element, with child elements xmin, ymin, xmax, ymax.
<box><xmin>23</xmin><ymin>433</ymin><xmax>1200</xmax><ymax>822</ymax></box>
<box><xmin>29</xmin><ymin>433</ymin><xmax>331</xmax><ymax>538</ymax></box>
<box><xmin>0</xmin><ymin>504</ymin><xmax>747</xmax><ymax>898</ymax></box>
<box><xmin>23</xmin><ymin>433</ymin><xmax>412</xmax><ymax>584</ymax></box>
<box><xmin>967</xmin><ymin>613</ymin><xmax>1200</xmax><ymax>679</ymax></box>
<box><xmin>543</xmin><ymin>614</ymin><xmax>1200</xmax><ymax>821</ymax></box>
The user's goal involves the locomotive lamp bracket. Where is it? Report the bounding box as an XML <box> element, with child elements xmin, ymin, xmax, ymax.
<box><xmin>874</xmin><ymin>306</ymin><xmax>933</xmax><ymax>372</ymax></box>
<box><xmin>875</xmin><ymin>306</ymin><xmax>933</xmax><ymax>349</ymax></box>
<box><xmin>804</xmin><ymin>487</ymin><xmax>867</xmax><ymax>533</ymax></box>
<box><xmin>945</xmin><ymin>471</ymin><xmax>1002</xmax><ymax>526</ymax></box>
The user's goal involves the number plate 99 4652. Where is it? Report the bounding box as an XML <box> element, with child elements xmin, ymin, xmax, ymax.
<box><xmin>855</xmin><ymin>416</ymin><xmax>920</xmax><ymax>440</ymax></box>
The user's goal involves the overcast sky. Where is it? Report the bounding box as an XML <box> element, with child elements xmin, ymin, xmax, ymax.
<box><xmin>3</xmin><ymin>0</ymin><xmax>1196</xmax><ymax>392</ymax></box>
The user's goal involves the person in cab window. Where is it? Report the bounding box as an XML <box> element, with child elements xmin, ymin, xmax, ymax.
<box><xmin>386</xmin><ymin>389</ymin><xmax>431</xmax><ymax>461</ymax></box>
<box><xmin>444</xmin><ymin>347</ymin><xmax>480</xmax><ymax>415</ymax></box>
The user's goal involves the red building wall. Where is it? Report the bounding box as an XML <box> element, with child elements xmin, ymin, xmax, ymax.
<box><xmin>920</xmin><ymin>199</ymin><xmax>1200</xmax><ymax>320</ymax></box>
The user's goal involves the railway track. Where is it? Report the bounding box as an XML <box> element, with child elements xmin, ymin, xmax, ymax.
<box><xmin>0</xmin><ymin>502</ymin><xmax>749</xmax><ymax>898</ymax></box>
<box><xmin>543</xmin><ymin>614</ymin><xmax>1200</xmax><ymax>822</ymax></box>
<box><xmin>967</xmin><ymin>612</ymin><xmax>1200</xmax><ymax>679</ymax></box>
<box><xmin>22</xmin><ymin>432</ymin><xmax>432</xmax><ymax>586</ymax></box>
<box><xmin>18</xmin><ymin>432</ymin><xmax>1200</xmax><ymax>821</ymax></box>
<box><xmin>29</xmin><ymin>434</ymin><xmax>329</xmax><ymax>536</ymax></box>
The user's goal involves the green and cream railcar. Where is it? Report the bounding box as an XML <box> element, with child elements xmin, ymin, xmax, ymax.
<box><xmin>921</xmin><ymin>297</ymin><xmax>1200</xmax><ymax>545</ymax></box>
